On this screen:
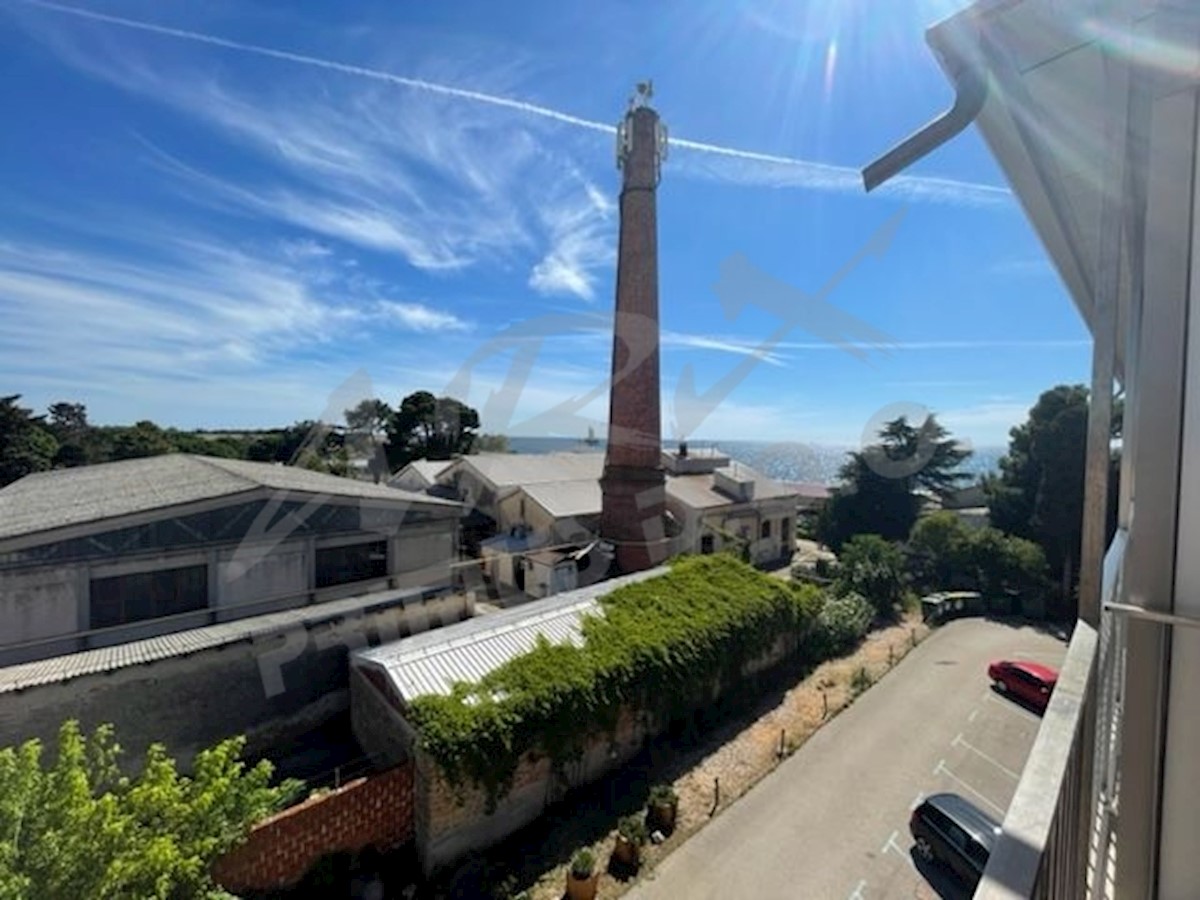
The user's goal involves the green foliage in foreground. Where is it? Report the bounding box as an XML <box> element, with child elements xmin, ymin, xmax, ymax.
<box><xmin>407</xmin><ymin>556</ymin><xmax>824</xmax><ymax>806</ymax></box>
<box><xmin>0</xmin><ymin>722</ymin><xmax>301</xmax><ymax>900</ymax></box>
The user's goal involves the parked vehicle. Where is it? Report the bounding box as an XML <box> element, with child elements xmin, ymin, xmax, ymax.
<box><xmin>910</xmin><ymin>792</ymin><xmax>1001</xmax><ymax>887</ymax></box>
<box><xmin>987</xmin><ymin>659</ymin><xmax>1059</xmax><ymax>713</ymax></box>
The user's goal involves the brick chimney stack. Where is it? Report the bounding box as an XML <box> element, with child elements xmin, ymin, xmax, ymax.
<box><xmin>599</xmin><ymin>84</ymin><xmax>669</xmax><ymax>573</ymax></box>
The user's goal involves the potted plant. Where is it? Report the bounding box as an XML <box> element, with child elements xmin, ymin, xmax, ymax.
<box><xmin>612</xmin><ymin>813</ymin><xmax>647</xmax><ymax>868</ymax></box>
<box><xmin>647</xmin><ymin>783</ymin><xmax>679</xmax><ymax>835</ymax></box>
<box><xmin>566</xmin><ymin>848</ymin><xmax>598</xmax><ymax>900</ymax></box>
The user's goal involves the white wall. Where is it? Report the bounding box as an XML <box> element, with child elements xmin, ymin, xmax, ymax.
<box><xmin>0</xmin><ymin>565</ymin><xmax>84</xmax><ymax>654</ymax></box>
<box><xmin>217</xmin><ymin>540</ymin><xmax>310</xmax><ymax>617</ymax></box>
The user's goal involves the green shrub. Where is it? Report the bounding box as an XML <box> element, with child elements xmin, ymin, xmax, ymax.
<box><xmin>836</xmin><ymin>535</ymin><xmax>907</xmax><ymax>617</ymax></box>
<box><xmin>408</xmin><ymin>556</ymin><xmax>822</xmax><ymax>807</ymax></box>
<box><xmin>571</xmin><ymin>848</ymin><xmax>595</xmax><ymax>879</ymax></box>
<box><xmin>618</xmin><ymin>813</ymin><xmax>647</xmax><ymax>845</ymax></box>
<box><xmin>807</xmin><ymin>592</ymin><xmax>874</xmax><ymax>657</ymax></box>
<box><xmin>648</xmin><ymin>783</ymin><xmax>678</xmax><ymax>807</ymax></box>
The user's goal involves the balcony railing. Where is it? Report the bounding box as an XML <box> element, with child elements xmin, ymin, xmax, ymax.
<box><xmin>974</xmin><ymin>531</ymin><xmax>1130</xmax><ymax>900</ymax></box>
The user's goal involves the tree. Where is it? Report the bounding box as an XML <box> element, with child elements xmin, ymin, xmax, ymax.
<box><xmin>816</xmin><ymin>414</ymin><xmax>970</xmax><ymax>551</ymax></box>
<box><xmin>343</xmin><ymin>399</ymin><xmax>392</xmax><ymax>435</ymax></box>
<box><xmin>472</xmin><ymin>434</ymin><xmax>510</xmax><ymax>454</ymax></box>
<box><xmin>0</xmin><ymin>721</ymin><xmax>300</xmax><ymax>899</ymax></box>
<box><xmin>986</xmin><ymin>385</ymin><xmax>1101</xmax><ymax>610</ymax></box>
<box><xmin>0</xmin><ymin>395</ymin><xmax>58</xmax><ymax>488</ymax></box>
<box><xmin>835</xmin><ymin>534</ymin><xmax>907</xmax><ymax>617</ymax></box>
<box><xmin>385</xmin><ymin>391</ymin><xmax>480</xmax><ymax>469</ymax></box>
<box><xmin>109</xmin><ymin>421</ymin><xmax>174</xmax><ymax>461</ymax></box>
<box><xmin>908</xmin><ymin>511</ymin><xmax>974</xmax><ymax>592</ymax></box>
<box><xmin>46</xmin><ymin>402</ymin><xmax>93</xmax><ymax>467</ymax></box>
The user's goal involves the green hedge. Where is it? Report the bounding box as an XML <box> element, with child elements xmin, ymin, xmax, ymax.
<box><xmin>407</xmin><ymin>556</ymin><xmax>823</xmax><ymax>807</ymax></box>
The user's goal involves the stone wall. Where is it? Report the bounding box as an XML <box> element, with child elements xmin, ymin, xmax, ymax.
<box><xmin>412</xmin><ymin>631</ymin><xmax>798</xmax><ymax>875</ymax></box>
<box><xmin>0</xmin><ymin>591</ymin><xmax>472</xmax><ymax>772</ymax></box>
<box><xmin>212</xmin><ymin>762</ymin><xmax>414</xmax><ymax>894</ymax></box>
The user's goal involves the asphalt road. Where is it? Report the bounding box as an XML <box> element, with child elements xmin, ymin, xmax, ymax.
<box><xmin>625</xmin><ymin>618</ymin><xmax>1069</xmax><ymax>900</ymax></box>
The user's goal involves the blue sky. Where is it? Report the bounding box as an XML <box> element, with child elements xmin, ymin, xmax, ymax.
<box><xmin>0</xmin><ymin>0</ymin><xmax>1091</xmax><ymax>448</ymax></box>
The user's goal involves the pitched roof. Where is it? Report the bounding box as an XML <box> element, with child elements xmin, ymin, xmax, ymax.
<box><xmin>520</xmin><ymin>479</ymin><xmax>603</xmax><ymax>519</ymax></box>
<box><xmin>388</xmin><ymin>459</ymin><xmax>456</xmax><ymax>488</ymax></box>
<box><xmin>0</xmin><ymin>585</ymin><xmax>434</xmax><ymax>695</ymax></box>
<box><xmin>459</xmin><ymin>452</ymin><xmax>605</xmax><ymax>490</ymax></box>
<box><xmin>666</xmin><ymin>461</ymin><xmax>798</xmax><ymax>510</ymax></box>
<box><xmin>0</xmin><ymin>454</ymin><xmax>458</xmax><ymax>542</ymax></box>
<box><xmin>353</xmin><ymin>567</ymin><xmax>666</xmax><ymax>703</ymax></box>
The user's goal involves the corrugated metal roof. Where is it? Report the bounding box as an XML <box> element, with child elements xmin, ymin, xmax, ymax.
<box><xmin>353</xmin><ymin>567</ymin><xmax>666</xmax><ymax>702</ymax></box>
<box><xmin>0</xmin><ymin>586</ymin><xmax>432</xmax><ymax>695</ymax></box>
<box><xmin>388</xmin><ymin>459</ymin><xmax>455</xmax><ymax>488</ymax></box>
<box><xmin>0</xmin><ymin>454</ymin><xmax>458</xmax><ymax>542</ymax></box>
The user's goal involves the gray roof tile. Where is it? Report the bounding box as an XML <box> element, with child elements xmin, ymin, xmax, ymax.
<box><xmin>0</xmin><ymin>454</ymin><xmax>458</xmax><ymax>542</ymax></box>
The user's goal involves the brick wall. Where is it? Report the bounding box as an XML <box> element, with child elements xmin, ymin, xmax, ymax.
<box><xmin>212</xmin><ymin>762</ymin><xmax>414</xmax><ymax>893</ymax></box>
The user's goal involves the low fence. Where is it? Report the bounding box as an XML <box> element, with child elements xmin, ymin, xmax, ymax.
<box><xmin>212</xmin><ymin>762</ymin><xmax>414</xmax><ymax>894</ymax></box>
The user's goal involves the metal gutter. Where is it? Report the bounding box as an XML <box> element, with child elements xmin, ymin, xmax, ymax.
<box><xmin>861</xmin><ymin>40</ymin><xmax>988</xmax><ymax>191</ymax></box>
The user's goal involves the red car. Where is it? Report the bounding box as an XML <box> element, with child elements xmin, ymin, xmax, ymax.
<box><xmin>988</xmin><ymin>659</ymin><xmax>1059</xmax><ymax>713</ymax></box>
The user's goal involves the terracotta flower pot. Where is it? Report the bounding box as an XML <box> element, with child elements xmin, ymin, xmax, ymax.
<box><xmin>648</xmin><ymin>800</ymin><xmax>677</xmax><ymax>835</ymax></box>
<box><xmin>612</xmin><ymin>834</ymin><xmax>640</xmax><ymax>868</ymax></box>
<box><xmin>566</xmin><ymin>871</ymin><xmax>598</xmax><ymax>900</ymax></box>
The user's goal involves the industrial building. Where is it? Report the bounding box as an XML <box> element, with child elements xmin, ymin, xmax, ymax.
<box><xmin>0</xmin><ymin>453</ymin><xmax>466</xmax><ymax>768</ymax></box>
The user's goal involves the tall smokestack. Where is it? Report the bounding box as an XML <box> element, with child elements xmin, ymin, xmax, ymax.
<box><xmin>599</xmin><ymin>83</ymin><xmax>669</xmax><ymax>573</ymax></box>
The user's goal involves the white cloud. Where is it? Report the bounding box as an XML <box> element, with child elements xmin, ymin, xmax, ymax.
<box><xmin>21</xmin><ymin>0</ymin><xmax>1013</xmax><ymax>210</ymax></box>
<box><xmin>378</xmin><ymin>301</ymin><xmax>468</xmax><ymax>333</ymax></box>
<box><xmin>528</xmin><ymin>177</ymin><xmax>615</xmax><ymax>301</ymax></box>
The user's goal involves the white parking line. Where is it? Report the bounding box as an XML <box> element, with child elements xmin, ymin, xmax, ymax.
<box><xmin>934</xmin><ymin>759</ymin><xmax>1006</xmax><ymax>816</ymax></box>
<box><xmin>968</xmin><ymin>708</ymin><xmax>980</xmax><ymax>723</ymax></box>
<box><xmin>847</xmin><ymin>878</ymin><xmax>867</xmax><ymax>900</ymax></box>
<box><xmin>883</xmin><ymin>831</ymin><xmax>917</xmax><ymax>871</ymax></box>
<box><xmin>984</xmin><ymin>691</ymin><xmax>1041</xmax><ymax>722</ymax></box>
<box><xmin>911</xmin><ymin>791</ymin><xmax>925</xmax><ymax>810</ymax></box>
<box><xmin>933</xmin><ymin>757</ymin><xmax>945</xmax><ymax>776</ymax></box>
<box><xmin>881</xmin><ymin>829</ymin><xmax>898</xmax><ymax>854</ymax></box>
<box><xmin>952</xmin><ymin>733</ymin><xmax>1021</xmax><ymax>780</ymax></box>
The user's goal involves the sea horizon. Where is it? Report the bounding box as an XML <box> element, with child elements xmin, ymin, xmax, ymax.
<box><xmin>503</xmin><ymin>435</ymin><xmax>1005</xmax><ymax>486</ymax></box>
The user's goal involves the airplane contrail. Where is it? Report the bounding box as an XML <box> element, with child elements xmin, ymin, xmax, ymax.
<box><xmin>11</xmin><ymin>0</ymin><xmax>1010</xmax><ymax>207</ymax></box>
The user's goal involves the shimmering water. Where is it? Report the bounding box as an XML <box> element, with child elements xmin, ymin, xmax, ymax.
<box><xmin>505</xmin><ymin>436</ymin><xmax>1004</xmax><ymax>485</ymax></box>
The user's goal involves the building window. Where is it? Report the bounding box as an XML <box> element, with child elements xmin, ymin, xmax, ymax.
<box><xmin>761</xmin><ymin>520</ymin><xmax>772</xmax><ymax>539</ymax></box>
<box><xmin>90</xmin><ymin>564</ymin><xmax>208</xmax><ymax>629</ymax></box>
<box><xmin>315</xmin><ymin>540</ymin><xmax>388</xmax><ymax>589</ymax></box>
<box><xmin>783</xmin><ymin>517</ymin><xmax>792</xmax><ymax>539</ymax></box>
<box><xmin>700</xmin><ymin>534</ymin><xmax>715</xmax><ymax>555</ymax></box>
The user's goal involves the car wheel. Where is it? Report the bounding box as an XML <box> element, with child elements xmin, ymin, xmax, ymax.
<box><xmin>915</xmin><ymin>837</ymin><xmax>934</xmax><ymax>862</ymax></box>
<box><xmin>994</xmin><ymin>680</ymin><xmax>1007</xmax><ymax>693</ymax></box>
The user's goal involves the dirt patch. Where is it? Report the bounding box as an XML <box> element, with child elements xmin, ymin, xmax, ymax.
<box><xmin>512</xmin><ymin>614</ymin><xmax>929</xmax><ymax>900</ymax></box>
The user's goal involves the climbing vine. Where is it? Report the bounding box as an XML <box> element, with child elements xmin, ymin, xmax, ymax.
<box><xmin>406</xmin><ymin>555</ymin><xmax>824</xmax><ymax>808</ymax></box>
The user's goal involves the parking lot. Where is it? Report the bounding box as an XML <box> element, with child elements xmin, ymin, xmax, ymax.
<box><xmin>627</xmin><ymin>618</ymin><xmax>1069</xmax><ymax>900</ymax></box>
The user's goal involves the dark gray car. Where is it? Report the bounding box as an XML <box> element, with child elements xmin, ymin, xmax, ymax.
<box><xmin>909</xmin><ymin>792</ymin><xmax>1002</xmax><ymax>887</ymax></box>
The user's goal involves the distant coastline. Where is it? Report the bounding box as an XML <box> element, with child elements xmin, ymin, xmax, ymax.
<box><xmin>503</xmin><ymin>436</ymin><xmax>1004</xmax><ymax>486</ymax></box>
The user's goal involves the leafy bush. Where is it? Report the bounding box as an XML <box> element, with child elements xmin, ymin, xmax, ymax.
<box><xmin>806</xmin><ymin>592</ymin><xmax>874</xmax><ymax>657</ymax></box>
<box><xmin>570</xmin><ymin>849</ymin><xmax>595</xmax><ymax>879</ymax></box>
<box><xmin>648</xmin><ymin>783</ymin><xmax>678</xmax><ymax>807</ymax></box>
<box><xmin>408</xmin><ymin>556</ymin><xmax>822</xmax><ymax>806</ymax></box>
<box><xmin>836</xmin><ymin>534</ymin><xmax>907</xmax><ymax>617</ymax></box>
<box><xmin>617</xmin><ymin>814</ymin><xmax>647</xmax><ymax>845</ymax></box>
<box><xmin>0</xmin><ymin>721</ymin><xmax>300</xmax><ymax>900</ymax></box>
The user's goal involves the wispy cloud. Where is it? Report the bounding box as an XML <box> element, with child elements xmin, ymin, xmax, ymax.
<box><xmin>14</xmin><ymin>0</ymin><xmax>1011</xmax><ymax>210</ymax></box>
<box><xmin>661</xmin><ymin>331</ymin><xmax>787</xmax><ymax>366</ymax></box>
<box><xmin>529</xmin><ymin>175</ymin><xmax>616</xmax><ymax>300</ymax></box>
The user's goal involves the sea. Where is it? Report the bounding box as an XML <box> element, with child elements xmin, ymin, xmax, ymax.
<box><xmin>505</xmin><ymin>437</ymin><xmax>1005</xmax><ymax>486</ymax></box>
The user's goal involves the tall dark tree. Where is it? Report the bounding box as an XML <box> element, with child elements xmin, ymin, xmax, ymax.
<box><xmin>817</xmin><ymin>414</ymin><xmax>971</xmax><ymax>551</ymax></box>
<box><xmin>385</xmin><ymin>391</ymin><xmax>480</xmax><ymax>469</ymax></box>
<box><xmin>0</xmin><ymin>395</ymin><xmax>58</xmax><ymax>487</ymax></box>
<box><xmin>985</xmin><ymin>385</ymin><xmax>1104</xmax><ymax>611</ymax></box>
<box><xmin>46</xmin><ymin>402</ymin><xmax>92</xmax><ymax>467</ymax></box>
<box><xmin>344</xmin><ymin>399</ymin><xmax>392</xmax><ymax>434</ymax></box>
